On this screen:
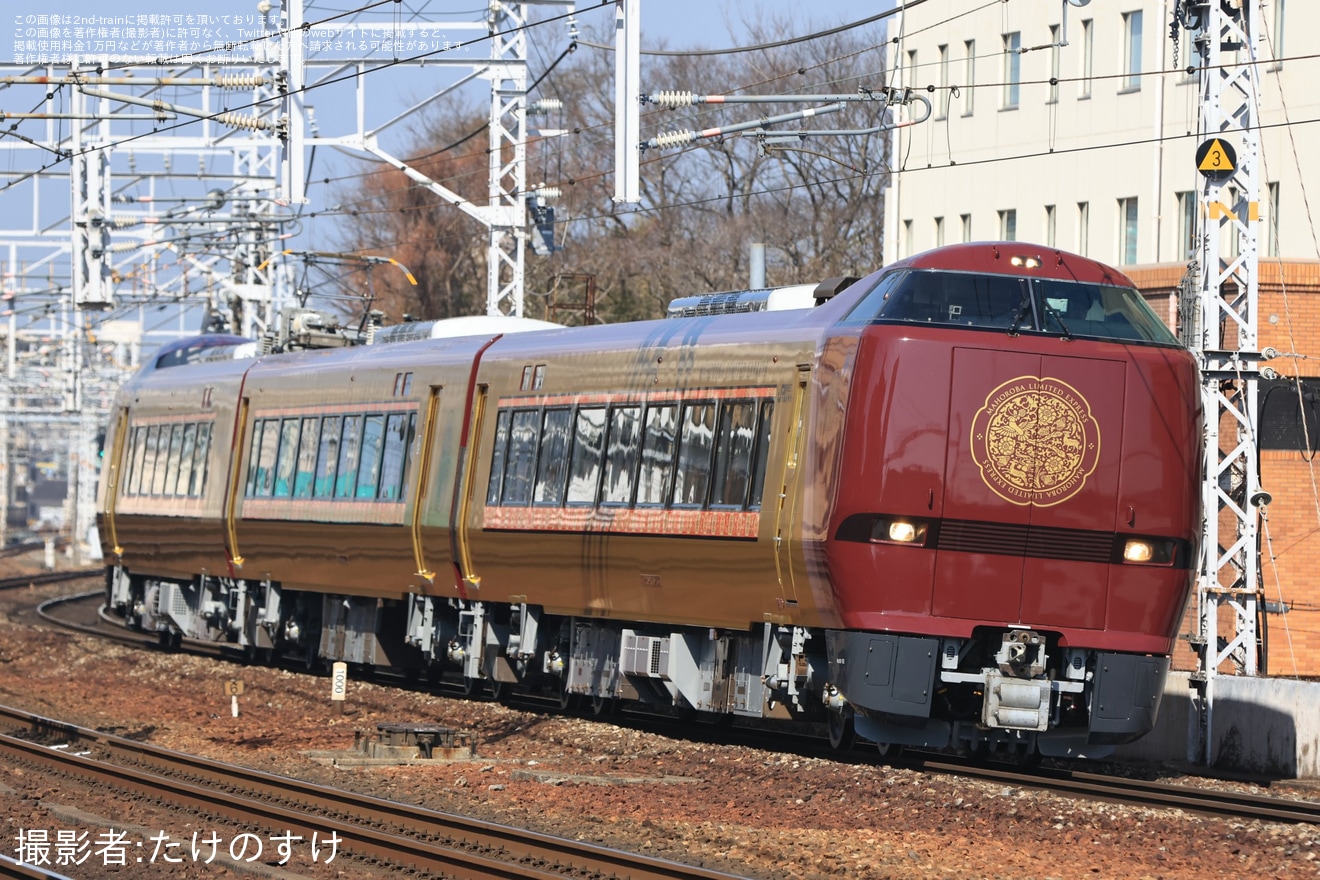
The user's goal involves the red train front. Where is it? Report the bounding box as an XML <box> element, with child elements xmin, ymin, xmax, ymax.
<box><xmin>812</xmin><ymin>243</ymin><xmax>1202</xmax><ymax>758</ymax></box>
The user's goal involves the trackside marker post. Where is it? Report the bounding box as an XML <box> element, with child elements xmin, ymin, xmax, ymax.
<box><xmin>224</xmin><ymin>680</ymin><xmax>245</xmax><ymax>717</ymax></box>
<box><xmin>331</xmin><ymin>661</ymin><xmax>348</xmax><ymax>714</ymax></box>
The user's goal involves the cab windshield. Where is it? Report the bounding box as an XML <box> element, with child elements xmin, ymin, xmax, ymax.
<box><xmin>843</xmin><ymin>269</ymin><xmax>1179</xmax><ymax>345</ymax></box>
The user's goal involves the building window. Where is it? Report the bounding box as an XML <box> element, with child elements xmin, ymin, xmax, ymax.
<box><xmin>1270</xmin><ymin>0</ymin><xmax>1285</xmax><ymax>70</ymax></box>
<box><xmin>998</xmin><ymin>209</ymin><xmax>1017</xmax><ymax>242</ymax></box>
<box><xmin>903</xmin><ymin>219</ymin><xmax>914</xmax><ymax>257</ymax></box>
<box><xmin>961</xmin><ymin>213</ymin><xmax>972</xmax><ymax>243</ymax></box>
<box><xmin>1119</xmin><ymin>197</ymin><xmax>1139</xmax><ymax>264</ymax></box>
<box><xmin>1122</xmin><ymin>11</ymin><xmax>1143</xmax><ymax>91</ymax></box>
<box><xmin>964</xmin><ymin>40</ymin><xmax>976</xmax><ymax>116</ymax></box>
<box><xmin>1048</xmin><ymin>26</ymin><xmax>1061</xmax><ymax>104</ymax></box>
<box><xmin>1260</xmin><ymin>378</ymin><xmax>1320</xmax><ymax>453</ymax></box>
<box><xmin>934</xmin><ymin>216</ymin><xmax>945</xmax><ymax>247</ymax></box>
<box><xmin>1002</xmin><ymin>32</ymin><xmax>1021</xmax><ymax>108</ymax></box>
<box><xmin>1268</xmin><ymin>181</ymin><xmax>1281</xmax><ymax>257</ymax></box>
<box><xmin>1176</xmin><ymin>191</ymin><xmax>1197</xmax><ymax>259</ymax></box>
<box><xmin>907</xmin><ymin>49</ymin><xmax>918</xmax><ymax>88</ymax></box>
<box><xmin>1045</xmin><ymin>204</ymin><xmax>1056</xmax><ymax>248</ymax></box>
<box><xmin>1077</xmin><ymin>202</ymin><xmax>1089</xmax><ymax>256</ymax></box>
<box><xmin>937</xmin><ymin>44</ymin><xmax>950</xmax><ymax>119</ymax></box>
<box><xmin>1080</xmin><ymin>19</ymin><xmax>1093</xmax><ymax>98</ymax></box>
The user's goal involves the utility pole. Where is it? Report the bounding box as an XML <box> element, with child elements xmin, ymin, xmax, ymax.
<box><xmin>1182</xmin><ymin>0</ymin><xmax>1265</xmax><ymax>765</ymax></box>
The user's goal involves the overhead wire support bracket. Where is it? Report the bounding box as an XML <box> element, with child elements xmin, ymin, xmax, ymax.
<box><xmin>640</xmin><ymin>88</ymin><xmax>932</xmax><ymax>151</ymax></box>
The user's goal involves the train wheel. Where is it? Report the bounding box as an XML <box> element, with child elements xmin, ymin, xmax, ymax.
<box><xmin>590</xmin><ymin>693</ymin><xmax>615</xmax><ymax>717</ymax></box>
<box><xmin>827</xmin><ymin>708</ymin><xmax>856</xmax><ymax>750</ymax></box>
<box><xmin>557</xmin><ymin>681</ymin><xmax>579</xmax><ymax>712</ymax></box>
<box><xmin>875</xmin><ymin>741</ymin><xmax>905</xmax><ymax>761</ymax></box>
<box><xmin>461</xmin><ymin>675</ymin><xmax>480</xmax><ymax>697</ymax></box>
<box><xmin>488</xmin><ymin>677</ymin><xmax>508</xmax><ymax>702</ymax></box>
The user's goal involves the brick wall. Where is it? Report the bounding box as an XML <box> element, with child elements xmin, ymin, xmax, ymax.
<box><xmin>1129</xmin><ymin>260</ymin><xmax>1320</xmax><ymax>676</ymax></box>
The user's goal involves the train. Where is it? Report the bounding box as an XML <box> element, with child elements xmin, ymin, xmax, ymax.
<box><xmin>96</xmin><ymin>242</ymin><xmax>1203</xmax><ymax>760</ymax></box>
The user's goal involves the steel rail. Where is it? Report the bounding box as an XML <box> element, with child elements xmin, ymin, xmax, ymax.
<box><xmin>0</xmin><ymin>704</ymin><xmax>750</xmax><ymax>880</ymax></box>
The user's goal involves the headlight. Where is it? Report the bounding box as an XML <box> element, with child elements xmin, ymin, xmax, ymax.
<box><xmin>1122</xmin><ymin>538</ymin><xmax>1176</xmax><ymax>565</ymax></box>
<box><xmin>870</xmin><ymin>517</ymin><xmax>929</xmax><ymax>547</ymax></box>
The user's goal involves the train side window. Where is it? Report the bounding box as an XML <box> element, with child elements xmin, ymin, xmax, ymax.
<box><xmin>335</xmin><ymin>415</ymin><xmax>364</xmax><ymax>499</ymax></box>
<box><xmin>637</xmin><ymin>405</ymin><xmax>677</xmax><ymax>506</ymax></box>
<box><xmin>142</xmin><ymin>425</ymin><xmax>164</xmax><ymax>495</ymax></box>
<box><xmin>272</xmin><ymin>418</ymin><xmax>301</xmax><ymax>498</ymax></box>
<box><xmin>747</xmin><ymin>400</ymin><xmax>775</xmax><ymax>510</ymax></box>
<box><xmin>293</xmin><ymin>416</ymin><xmax>320</xmax><ymax>498</ymax></box>
<box><xmin>175</xmin><ymin>423</ymin><xmax>197</xmax><ymax>498</ymax></box>
<box><xmin>398</xmin><ymin>413</ymin><xmax>417</xmax><ymax>499</ymax></box>
<box><xmin>127</xmin><ymin>426</ymin><xmax>148</xmax><ymax>495</ymax></box>
<box><xmin>486</xmin><ymin>409</ymin><xmax>512</xmax><ymax>505</ymax></box>
<box><xmin>534</xmin><ymin>408</ymin><xmax>573</xmax><ymax>506</ymax></box>
<box><xmin>709</xmin><ymin>401</ymin><xmax>757</xmax><ymax>508</ymax></box>
<box><xmin>839</xmin><ymin>271</ymin><xmax>907</xmax><ymax>324</ymax></box>
<box><xmin>600</xmin><ymin>405</ymin><xmax>641</xmax><ymax>505</ymax></box>
<box><xmin>672</xmin><ymin>402</ymin><xmax>717</xmax><ymax>507</ymax></box>
<box><xmin>151</xmin><ymin>425</ymin><xmax>173</xmax><ymax>496</ymax></box>
<box><xmin>253</xmin><ymin>419</ymin><xmax>280</xmax><ymax>497</ymax></box>
<box><xmin>313</xmin><ymin>416</ymin><xmax>342</xmax><ymax>498</ymax></box>
<box><xmin>356</xmin><ymin>415</ymin><xmax>386</xmax><ymax>499</ymax></box>
<box><xmin>163</xmin><ymin>424</ymin><xmax>185</xmax><ymax>497</ymax></box>
<box><xmin>566</xmin><ymin>406</ymin><xmax>607</xmax><ymax>505</ymax></box>
<box><xmin>245</xmin><ymin>421</ymin><xmax>265</xmax><ymax>496</ymax></box>
<box><xmin>191</xmin><ymin>423</ymin><xmax>212</xmax><ymax>496</ymax></box>
<box><xmin>501</xmin><ymin>409</ymin><xmax>540</xmax><ymax>506</ymax></box>
<box><xmin>378</xmin><ymin>413</ymin><xmax>407</xmax><ymax>501</ymax></box>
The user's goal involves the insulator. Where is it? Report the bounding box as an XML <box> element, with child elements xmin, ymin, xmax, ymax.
<box><xmin>651</xmin><ymin>129</ymin><xmax>697</xmax><ymax>149</ymax></box>
<box><xmin>110</xmin><ymin>217</ymin><xmax>139</xmax><ymax>229</ymax></box>
<box><xmin>650</xmin><ymin>90</ymin><xmax>698</xmax><ymax>108</ymax></box>
<box><xmin>213</xmin><ymin>74</ymin><xmax>267</xmax><ymax>89</ymax></box>
<box><xmin>535</xmin><ymin>186</ymin><xmax>562</xmax><ymax>201</ymax></box>
<box><xmin>215</xmin><ymin>112</ymin><xmax>271</xmax><ymax>132</ymax></box>
<box><xmin>528</xmin><ymin>98</ymin><xmax>563</xmax><ymax>115</ymax></box>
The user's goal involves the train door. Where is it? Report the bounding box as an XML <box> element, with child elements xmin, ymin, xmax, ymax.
<box><xmin>101</xmin><ymin>407</ymin><xmax>131</xmax><ymax>558</ymax></box>
<box><xmin>409</xmin><ymin>386</ymin><xmax>442</xmax><ymax>582</ymax></box>
<box><xmin>772</xmin><ymin>368</ymin><xmax>811</xmax><ymax>607</ymax></box>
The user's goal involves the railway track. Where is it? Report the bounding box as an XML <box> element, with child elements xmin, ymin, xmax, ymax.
<box><xmin>0</xmin><ymin>703</ymin><xmax>750</xmax><ymax>880</ymax></box>
<box><xmin>0</xmin><ymin>569</ymin><xmax>101</xmax><ymax>592</ymax></box>
<box><xmin>34</xmin><ymin>590</ymin><xmax>1320</xmax><ymax>830</ymax></box>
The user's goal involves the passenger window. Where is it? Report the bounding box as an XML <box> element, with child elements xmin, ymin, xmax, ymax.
<box><xmin>191</xmin><ymin>424</ymin><xmax>212</xmax><ymax>496</ymax></box>
<box><xmin>273</xmin><ymin>418</ymin><xmax>301</xmax><ymax>498</ymax></box>
<box><xmin>293</xmin><ymin>417</ymin><xmax>319</xmax><ymax>498</ymax></box>
<box><xmin>175</xmin><ymin>423</ymin><xmax>197</xmax><ymax>498</ymax></box>
<box><xmin>378</xmin><ymin>414</ymin><xmax>407</xmax><ymax>501</ymax></box>
<box><xmin>335</xmin><ymin>415</ymin><xmax>364</xmax><ymax>499</ymax></box>
<box><xmin>162</xmin><ymin>424</ymin><xmax>184</xmax><ymax>497</ymax></box>
<box><xmin>253</xmin><ymin>419</ymin><xmax>280</xmax><ymax>497</ymax></box>
<box><xmin>748</xmin><ymin>401</ymin><xmax>775</xmax><ymax>510</ymax></box>
<box><xmin>601</xmin><ymin>406</ymin><xmax>641</xmax><ymax>505</ymax></box>
<box><xmin>398</xmin><ymin>413</ymin><xmax>417</xmax><ymax>499</ymax></box>
<box><xmin>501</xmin><ymin>409</ymin><xmax>540</xmax><ymax>505</ymax></box>
<box><xmin>637</xmin><ymin>405</ymin><xmax>677</xmax><ymax>506</ymax></box>
<box><xmin>314</xmin><ymin>415</ymin><xmax>342</xmax><ymax>498</ymax></box>
<box><xmin>710</xmin><ymin>401</ymin><xmax>757</xmax><ymax>507</ymax></box>
<box><xmin>356</xmin><ymin>415</ymin><xmax>386</xmax><ymax>499</ymax></box>
<box><xmin>245</xmin><ymin>421</ymin><xmax>265</xmax><ymax>496</ymax></box>
<box><xmin>672</xmin><ymin>402</ymin><xmax>717</xmax><ymax>507</ymax></box>
<box><xmin>151</xmin><ymin>425</ymin><xmax>173</xmax><ymax>496</ymax></box>
<box><xmin>534</xmin><ymin>408</ymin><xmax>573</xmax><ymax>506</ymax></box>
<box><xmin>566</xmin><ymin>407</ymin><xmax>607</xmax><ymax>505</ymax></box>
<box><xmin>128</xmin><ymin>426</ymin><xmax>148</xmax><ymax>495</ymax></box>
<box><xmin>486</xmin><ymin>410</ymin><xmax>512</xmax><ymax>505</ymax></box>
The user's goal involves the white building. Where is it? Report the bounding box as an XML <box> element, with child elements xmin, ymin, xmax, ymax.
<box><xmin>881</xmin><ymin>0</ymin><xmax>1314</xmax><ymax>270</ymax></box>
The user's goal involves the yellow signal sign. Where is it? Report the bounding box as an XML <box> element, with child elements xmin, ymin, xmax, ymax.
<box><xmin>1196</xmin><ymin>139</ymin><xmax>1236</xmax><ymax>181</ymax></box>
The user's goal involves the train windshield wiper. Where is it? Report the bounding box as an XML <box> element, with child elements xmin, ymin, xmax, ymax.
<box><xmin>1007</xmin><ymin>292</ymin><xmax>1034</xmax><ymax>336</ymax></box>
<box><xmin>1041</xmin><ymin>302</ymin><xmax>1073</xmax><ymax>340</ymax></box>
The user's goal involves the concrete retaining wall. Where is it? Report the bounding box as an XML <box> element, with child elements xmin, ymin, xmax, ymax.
<box><xmin>1115</xmin><ymin>672</ymin><xmax>1320</xmax><ymax>778</ymax></box>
